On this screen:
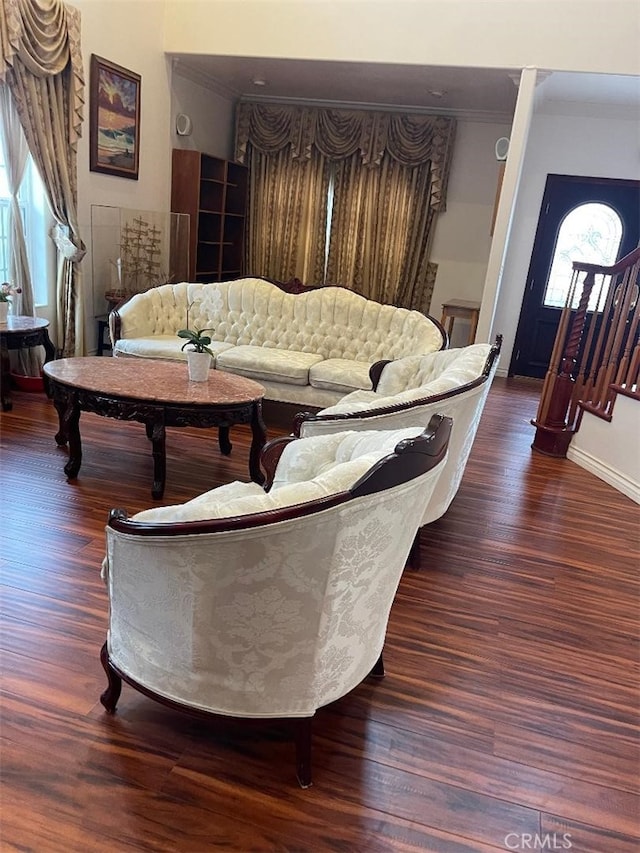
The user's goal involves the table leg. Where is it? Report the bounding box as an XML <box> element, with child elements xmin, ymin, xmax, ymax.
<box><xmin>249</xmin><ymin>401</ymin><xmax>267</xmax><ymax>485</ymax></box>
<box><xmin>218</xmin><ymin>425</ymin><xmax>232</xmax><ymax>456</ymax></box>
<box><xmin>41</xmin><ymin>328</ymin><xmax>57</xmax><ymax>364</ymax></box>
<box><xmin>62</xmin><ymin>400</ymin><xmax>82</xmax><ymax>479</ymax></box>
<box><xmin>147</xmin><ymin>420</ymin><xmax>167</xmax><ymax>499</ymax></box>
<box><xmin>0</xmin><ymin>342</ymin><xmax>11</xmax><ymax>411</ymax></box>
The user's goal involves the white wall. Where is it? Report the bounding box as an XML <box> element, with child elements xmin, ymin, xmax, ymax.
<box><xmin>491</xmin><ymin>107</ymin><xmax>640</xmax><ymax>373</ymax></box>
<box><xmin>74</xmin><ymin>0</ymin><xmax>173</xmax><ymax>353</ymax></box>
<box><xmin>429</xmin><ymin>119</ymin><xmax>511</xmax><ymax>344</ymax></box>
<box><xmin>567</xmin><ymin>395</ymin><xmax>640</xmax><ymax>503</ymax></box>
<box><xmin>163</xmin><ymin>1</ymin><xmax>640</xmax><ymax>76</ymax></box>
<box><xmin>171</xmin><ymin>68</ymin><xmax>236</xmax><ymax>159</ymax></box>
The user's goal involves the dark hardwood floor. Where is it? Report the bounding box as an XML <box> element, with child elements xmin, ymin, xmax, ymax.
<box><xmin>0</xmin><ymin>377</ymin><xmax>638</xmax><ymax>852</ymax></box>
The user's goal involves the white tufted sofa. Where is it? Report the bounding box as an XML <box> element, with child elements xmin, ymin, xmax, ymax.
<box><xmin>109</xmin><ymin>277</ymin><xmax>447</xmax><ymax>407</ymax></box>
<box><xmin>295</xmin><ymin>336</ymin><xmax>502</xmax><ymax>527</ymax></box>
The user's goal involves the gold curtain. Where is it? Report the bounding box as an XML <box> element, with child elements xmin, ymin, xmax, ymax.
<box><xmin>246</xmin><ymin>145</ymin><xmax>330</xmax><ymax>285</ymax></box>
<box><xmin>0</xmin><ymin>0</ymin><xmax>85</xmax><ymax>357</ymax></box>
<box><xmin>236</xmin><ymin>102</ymin><xmax>455</xmax><ymax>311</ymax></box>
<box><xmin>326</xmin><ymin>153</ymin><xmax>437</xmax><ymax>312</ymax></box>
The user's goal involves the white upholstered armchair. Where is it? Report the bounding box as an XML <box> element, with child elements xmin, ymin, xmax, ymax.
<box><xmin>295</xmin><ymin>336</ymin><xmax>501</xmax><ymax>529</ymax></box>
<box><xmin>100</xmin><ymin>416</ymin><xmax>452</xmax><ymax>787</ymax></box>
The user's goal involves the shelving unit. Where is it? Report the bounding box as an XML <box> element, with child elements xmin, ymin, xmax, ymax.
<box><xmin>170</xmin><ymin>149</ymin><xmax>248</xmax><ymax>283</ymax></box>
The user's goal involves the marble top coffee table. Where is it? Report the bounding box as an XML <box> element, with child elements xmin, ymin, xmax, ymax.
<box><xmin>43</xmin><ymin>357</ymin><xmax>266</xmax><ymax>498</ymax></box>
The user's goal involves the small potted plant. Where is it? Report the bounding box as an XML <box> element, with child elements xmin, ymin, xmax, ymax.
<box><xmin>0</xmin><ymin>282</ymin><xmax>21</xmax><ymax>324</ymax></box>
<box><xmin>177</xmin><ymin>326</ymin><xmax>214</xmax><ymax>381</ymax></box>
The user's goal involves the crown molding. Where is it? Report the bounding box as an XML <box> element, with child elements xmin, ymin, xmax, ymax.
<box><xmin>171</xmin><ymin>57</ymin><xmax>239</xmax><ymax>100</ymax></box>
<box><xmin>238</xmin><ymin>94</ymin><xmax>514</xmax><ymax>124</ymax></box>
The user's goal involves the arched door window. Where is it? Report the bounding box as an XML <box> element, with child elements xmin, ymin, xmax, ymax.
<box><xmin>543</xmin><ymin>202</ymin><xmax>623</xmax><ymax>310</ymax></box>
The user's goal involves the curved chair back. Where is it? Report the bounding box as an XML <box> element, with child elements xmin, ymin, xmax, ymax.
<box><xmin>295</xmin><ymin>336</ymin><xmax>501</xmax><ymax>525</ymax></box>
<box><xmin>100</xmin><ymin>415</ymin><xmax>452</xmax><ymax>786</ymax></box>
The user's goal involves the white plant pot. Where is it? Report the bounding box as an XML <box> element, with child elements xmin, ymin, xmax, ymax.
<box><xmin>0</xmin><ymin>302</ymin><xmax>8</xmax><ymax>324</ymax></box>
<box><xmin>187</xmin><ymin>350</ymin><xmax>212</xmax><ymax>382</ymax></box>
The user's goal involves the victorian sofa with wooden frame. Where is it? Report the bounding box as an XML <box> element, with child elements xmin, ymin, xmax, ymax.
<box><xmin>294</xmin><ymin>336</ymin><xmax>502</xmax><ymax>528</ymax></box>
<box><xmin>109</xmin><ymin>277</ymin><xmax>447</xmax><ymax>408</ymax></box>
<box><xmin>99</xmin><ymin>415</ymin><xmax>452</xmax><ymax>787</ymax></box>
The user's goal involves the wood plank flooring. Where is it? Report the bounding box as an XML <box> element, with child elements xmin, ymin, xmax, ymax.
<box><xmin>0</xmin><ymin>377</ymin><xmax>638</xmax><ymax>852</ymax></box>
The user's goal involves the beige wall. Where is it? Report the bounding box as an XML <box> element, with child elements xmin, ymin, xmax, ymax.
<box><xmin>429</xmin><ymin>119</ymin><xmax>511</xmax><ymax>344</ymax></box>
<box><xmin>72</xmin><ymin>0</ymin><xmax>639</xmax><ymax>355</ymax></box>
<box><xmin>171</xmin><ymin>68</ymin><xmax>235</xmax><ymax>159</ymax></box>
<box><xmin>74</xmin><ymin>0</ymin><xmax>174</xmax><ymax>352</ymax></box>
<box><xmin>163</xmin><ymin>0</ymin><xmax>640</xmax><ymax>76</ymax></box>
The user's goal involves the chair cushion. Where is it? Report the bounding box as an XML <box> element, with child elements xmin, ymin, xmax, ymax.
<box><xmin>216</xmin><ymin>345</ymin><xmax>324</xmax><ymax>385</ymax></box>
<box><xmin>319</xmin><ymin>345</ymin><xmax>492</xmax><ymax>415</ymax></box>
<box><xmin>271</xmin><ymin>427</ymin><xmax>424</xmax><ymax>486</ymax></box>
<box><xmin>308</xmin><ymin>359</ymin><xmax>373</xmax><ymax>393</ymax></box>
<box><xmin>376</xmin><ymin>345</ymin><xmax>490</xmax><ymax>396</ymax></box>
<box><xmin>130</xmin><ymin>427</ymin><xmax>425</xmax><ymax>525</ymax></box>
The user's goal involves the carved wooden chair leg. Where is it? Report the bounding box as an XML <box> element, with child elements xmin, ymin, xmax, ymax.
<box><xmin>407</xmin><ymin>528</ymin><xmax>422</xmax><ymax>570</ymax></box>
<box><xmin>99</xmin><ymin>642</ymin><xmax>122</xmax><ymax>713</ymax></box>
<box><xmin>294</xmin><ymin>717</ymin><xmax>313</xmax><ymax>788</ymax></box>
<box><xmin>369</xmin><ymin>652</ymin><xmax>385</xmax><ymax>678</ymax></box>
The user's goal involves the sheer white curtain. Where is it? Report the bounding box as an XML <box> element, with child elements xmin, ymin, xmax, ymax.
<box><xmin>0</xmin><ymin>84</ymin><xmax>41</xmax><ymax>374</ymax></box>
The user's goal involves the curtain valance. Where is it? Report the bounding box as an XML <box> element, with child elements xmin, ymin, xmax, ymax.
<box><xmin>235</xmin><ymin>101</ymin><xmax>455</xmax><ymax>210</ymax></box>
<box><xmin>0</xmin><ymin>0</ymin><xmax>84</xmax><ymax>149</ymax></box>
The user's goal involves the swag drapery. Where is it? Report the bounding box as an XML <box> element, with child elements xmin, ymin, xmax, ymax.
<box><xmin>235</xmin><ymin>102</ymin><xmax>455</xmax><ymax>312</ymax></box>
<box><xmin>0</xmin><ymin>0</ymin><xmax>85</xmax><ymax>358</ymax></box>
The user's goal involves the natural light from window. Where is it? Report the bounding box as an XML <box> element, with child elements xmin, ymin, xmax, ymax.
<box><xmin>0</xmin><ymin>143</ymin><xmax>51</xmax><ymax>308</ymax></box>
<box><xmin>543</xmin><ymin>203</ymin><xmax>623</xmax><ymax>311</ymax></box>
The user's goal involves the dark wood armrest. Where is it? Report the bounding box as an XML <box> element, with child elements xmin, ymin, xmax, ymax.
<box><xmin>369</xmin><ymin>360</ymin><xmax>391</xmax><ymax>391</ymax></box>
<box><xmin>260</xmin><ymin>434</ymin><xmax>298</xmax><ymax>490</ymax></box>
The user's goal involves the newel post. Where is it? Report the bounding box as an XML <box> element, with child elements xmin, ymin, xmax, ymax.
<box><xmin>531</xmin><ymin>271</ymin><xmax>595</xmax><ymax>457</ymax></box>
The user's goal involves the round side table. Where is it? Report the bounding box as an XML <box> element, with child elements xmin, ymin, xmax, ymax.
<box><xmin>0</xmin><ymin>316</ymin><xmax>56</xmax><ymax>411</ymax></box>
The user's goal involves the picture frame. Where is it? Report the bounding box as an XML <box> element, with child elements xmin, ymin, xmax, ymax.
<box><xmin>90</xmin><ymin>55</ymin><xmax>141</xmax><ymax>180</ymax></box>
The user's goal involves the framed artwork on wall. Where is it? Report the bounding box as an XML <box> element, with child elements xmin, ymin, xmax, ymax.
<box><xmin>90</xmin><ymin>55</ymin><xmax>141</xmax><ymax>180</ymax></box>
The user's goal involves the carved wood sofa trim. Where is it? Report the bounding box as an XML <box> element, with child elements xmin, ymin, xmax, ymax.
<box><xmin>109</xmin><ymin>276</ymin><xmax>448</xmax><ymax>350</ymax></box>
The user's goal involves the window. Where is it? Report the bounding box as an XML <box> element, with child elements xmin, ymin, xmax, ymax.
<box><xmin>543</xmin><ymin>202</ymin><xmax>623</xmax><ymax>311</ymax></box>
<box><xmin>0</xmin><ymin>142</ymin><xmax>52</xmax><ymax>307</ymax></box>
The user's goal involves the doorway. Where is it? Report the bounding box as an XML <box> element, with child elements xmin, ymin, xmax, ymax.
<box><xmin>509</xmin><ymin>174</ymin><xmax>640</xmax><ymax>378</ymax></box>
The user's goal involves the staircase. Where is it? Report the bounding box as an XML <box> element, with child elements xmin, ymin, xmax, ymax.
<box><xmin>531</xmin><ymin>246</ymin><xmax>639</xmax><ymax>460</ymax></box>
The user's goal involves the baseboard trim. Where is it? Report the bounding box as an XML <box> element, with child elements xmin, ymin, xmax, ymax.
<box><xmin>567</xmin><ymin>445</ymin><xmax>640</xmax><ymax>504</ymax></box>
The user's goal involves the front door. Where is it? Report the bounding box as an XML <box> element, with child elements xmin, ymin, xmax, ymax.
<box><xmin>509</xmin><ymin>174</ymin><xmax>640</xmax><ymax>378</ymax></box>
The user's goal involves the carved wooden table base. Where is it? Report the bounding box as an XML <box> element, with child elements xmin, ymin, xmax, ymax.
<box><xmin>44</xmin><ymin>358</ymin><xmax>267</xmax><ymax>498</ymax></box>
<box><xmin>0</xmin><ymin>317</ymin><xmax>57</xmax><ymax>411</ymax></box>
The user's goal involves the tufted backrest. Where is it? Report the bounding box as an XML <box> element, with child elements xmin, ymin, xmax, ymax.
<box><xmin>375</xmin><ymin>345</ymin><xmax>491</xmax><ymax>397</ymax></box>
<box><xmin>114</xmin><ymin>278</ymin><xmax>444</xmax><ymax>362</ymax></box>
<box><xmin>297</xmin><ymin>338</ymin><xmax>502</xmax><ymax>525</ymax></box>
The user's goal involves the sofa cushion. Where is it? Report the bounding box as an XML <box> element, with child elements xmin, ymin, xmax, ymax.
<box><xmin>216</xmin><ymin>345</ymin><xmax>324</xmax><ymax>386</ymax></box>
<box><xmin>308</xmin><ymin>359</ymin><xmax>373</xmax><ymax>394</ymax></box>
<box><xmin>113</xmin><ymin>336</ymin><xmax>233</xmax><ymax>362</ymax></box>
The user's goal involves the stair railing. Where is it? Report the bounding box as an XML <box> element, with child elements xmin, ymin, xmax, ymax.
<box><xmin>531</xmin><ymin>245</ymin><xmax>640</xmax><ymax>456</ymax></box>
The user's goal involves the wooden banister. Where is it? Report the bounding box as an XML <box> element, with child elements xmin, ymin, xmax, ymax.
<box><xmin>532</xmin><ymin>246</ymin><xmax>640</xmax><ymax>456</ymax></box>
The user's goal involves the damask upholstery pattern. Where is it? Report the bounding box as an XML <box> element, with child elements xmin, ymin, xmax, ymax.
<box><xmin>298</xmin><ymin>342</ymin><xmax>500</xmax><ymax>524</ymax></box>
<box><xmin>104</xmin><ymin>427</ymin><xmax>446</xmax><ymax>719</ymax></box>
